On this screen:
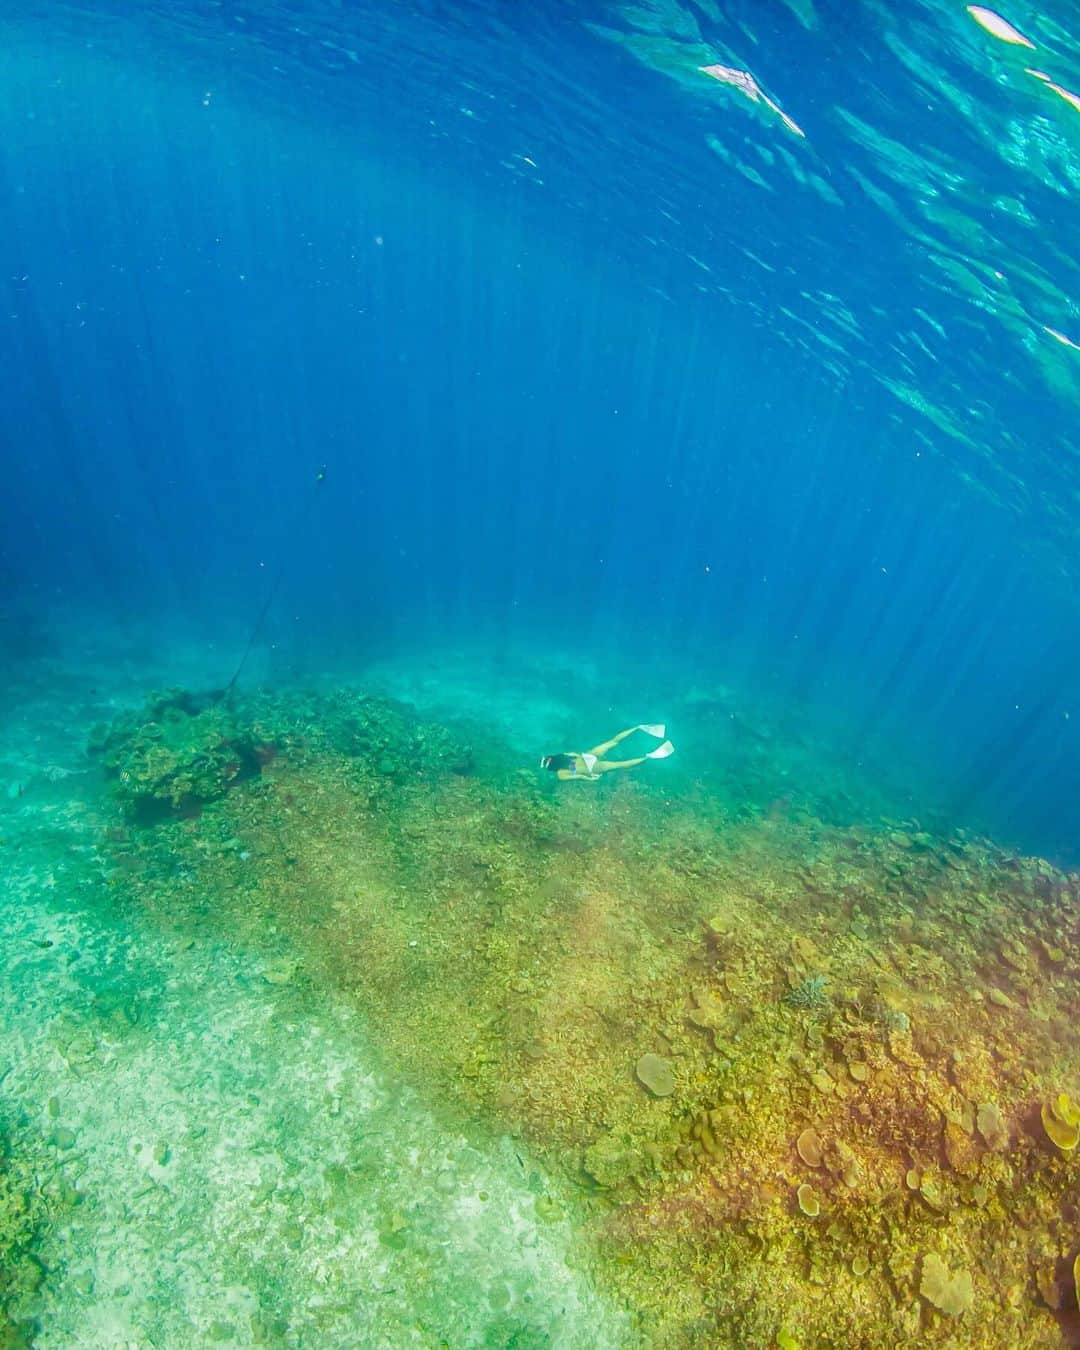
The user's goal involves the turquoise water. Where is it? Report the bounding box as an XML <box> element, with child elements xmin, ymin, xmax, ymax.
<box><xmin>1</xmin><ymin>2</ymin><xmax>1079</xmax><ymax>1345</ymax></box>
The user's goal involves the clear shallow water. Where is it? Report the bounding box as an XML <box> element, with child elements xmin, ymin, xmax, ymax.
<box><xmin>0</xmin><ymin>2</ymin><xmax>1078</xmax><ymax>1346</ymax></box>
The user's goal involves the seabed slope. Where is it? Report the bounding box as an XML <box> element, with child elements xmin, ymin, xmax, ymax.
<box><xmin>0</xmin><ymin>632</ymin><xmax>1076</xmax><ymax>1347</ymax></box>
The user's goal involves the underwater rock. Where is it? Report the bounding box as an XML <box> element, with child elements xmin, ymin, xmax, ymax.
<box><xmin>1040</xmin><ymin>1093</ymin><xmax>1079</xmax><ymax>1151</ymax></box>
<box><xmin>918</xmin><ymin>1171</ymin><xmax>953</xmax><ymax>1212</ymax></box>
<box><xmin>59</xmin><ymin>1030</ymin><xmax>96</xmax><ymax>1067</ymax></box>
<box><xmin>583</xmin><ymin>1133</ymin><xmax>637</xmax><ymax>1189</ymax></box>
<box><xmin>883</xmin><ymin>1006</ymin><xmax>910</xmax><ymax>1033</ymax></box>
<box><xmin>262</xmin><ymin>957</ymin><xmax>300</xmax><ymax>986</ymax></box>
<box><xmin>635</xmin><ymin>1053</ymin><xmax>675</xmax><ymax>1097</ymax></box>
<box><xmin>687</xmin><ymin>989</ymin><xmax>725</xmax><ymax>1030</ymax></box>
<box><xmin>71</xmin><ymin>1271</ymin><xmax>94</xmax><ymax>1297</ymax></box>
<box><xmin>943</xmin><ymin>1122</ymin><xmax>980</xmax><ymax>1176</ymax></box>
<box><xmin>998</xmin><ymin>939</ymin><xmax>1030</xmax><ymax>974</ymax></box>
<box><xmin>534</xmin><ymin>1193</ymin><xmax>561</xmax><ymax>1224</ymax></box>
<box><xmin>791</xmin><ymin>934</ymin><xmax>820</xmax><ymax>964</ymax></box>
<box><xmin>808</xmin><ymin>1069</ymin><xmax>834</xmax><ymax>1096</ymax></box>
<box><xmin>975</xmin><ymin>1101</ymin><xmax>1007</xmax><ymax>1150</ymax></box>
<box><xmin>1035</xmin><ymin>1262</ymin><xmax>1067</xmax><ymax>1310</ymax></box>
<box><xmin>830</xmin><ymin>1139</ymin><xmax>862</xmax><ymax>1190</ymax></box>
<box><xmin>886</xmin><ymin>1029</ymin><xmax>921</xmax><ymax>1067</ymax></box>
<box><xmin>919</xmin><ymin>1253</ymin><xmax>974</xmax><ymax>1317</ymax></box>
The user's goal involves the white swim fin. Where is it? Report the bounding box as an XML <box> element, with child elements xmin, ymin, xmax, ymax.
<box><xmin>638</xmin><ymin>723</ymin><xmax>666</xmax><ymax>738</ymax></box>
<box><xmin>646</xmin><ymin>740</ymin><xmax>674</xmax><ymax>759</ymax></box>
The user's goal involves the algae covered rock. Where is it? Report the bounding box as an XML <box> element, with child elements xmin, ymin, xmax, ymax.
<box><xmin>687</xmin><ymin>989</ymin><xmax>725</xmax><ymax>1031</ymax></box>
<box><xmin>943</xmin><ymin>1121</ymin><xmax>980</xmax><ymax>1176</ymax></box>
<box><xmin>975</xmin><ymin>1101</ymin><xmax>1007</xmax><ymax>1150</ymax></box>
<box><xmin>583</xmin><ymin>1132</ymin><xmax>638</xmax><ymax>1189</ymax></box>
<box><xmin>0</xmin><ymin>1162</ymin><xmax>34</xmax><ymax>1271</ymax></box>
<box><xmin>320</xmin><ymin>691</ymin><xmax>474</xmax><ymax>778</ymax></box>
<box><xmin>0</xmin><ymin>1121</ymin><xmax>52</xmax><ymax>1337</ymax></box>
<box><xmin>89</xmin><ymin>689</ymin><xmax>273</xmax><ymax>819</ymax></box>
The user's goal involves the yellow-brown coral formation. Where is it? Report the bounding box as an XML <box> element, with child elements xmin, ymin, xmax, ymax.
<box><xmin>635</xmin><ymin>1054</ymin><xmax>675</xmax><ymax>1098</ymax></box>
<box><xmin>97</xmin><ymin>687</ymin><xmax>1080</xmax><ymax>1348</ymax></box>
<box><xmin>795</xmin><ymin>1127</ymin><xmax>823</xmax><ymax>1168</ymax></box>
<box><xmin>795</xmin><ymin>1183</ymin><xmax>819</xmax><ymax>1217</ymax></box>
<box><xmin>976</xmin><ymin>1100</ymin><xmax>1007</xmax><ymax>1150</ymax></box>
<box><xmin>920</xmin><ymin>1252</ymin><xmax>974</xmax><ymax>1317</ymax></box>
<box><xmin>1040</xmin><ymin>1092</ymin><xmax>1079</xmax><ymax>1151</ymax></box>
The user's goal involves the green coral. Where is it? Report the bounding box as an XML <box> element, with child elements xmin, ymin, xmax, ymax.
<box><xmin>782</xmin><ymin>974</ymin><xmax>830</xmax><ymax>1010</ymax></box>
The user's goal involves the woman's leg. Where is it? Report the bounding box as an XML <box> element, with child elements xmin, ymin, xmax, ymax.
<box><xmin>586</xmin><ymin>727</ymin><xmax>641</xmax><ymax>758</ymax></box>
<box><xmin>595</xmin><ymin>755</ymin><xmax>647</xmax><ymax>774</ymax></box>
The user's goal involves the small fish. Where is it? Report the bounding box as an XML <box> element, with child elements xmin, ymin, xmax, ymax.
<box><xmin>699</xmin><ymin>63</ymin><xmax>805</xmax><ymax>137</ymax></box>
<box><xmin>1042</xmin><ymin>78</ymin><xmax>1080</xmax><ymax>113</ymax></box>
<box><xmin>966</xmin><ymin>6</ymin><xmax>1034</xmax><ymax>48</ymax></box>
<box><xmin>1043</xmin><ymin>326</ymin><xmax>1080</xmax><ymax>352</ymax></box>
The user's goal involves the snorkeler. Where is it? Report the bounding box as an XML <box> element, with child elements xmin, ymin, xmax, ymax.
<box><xmin>540</xmin><ymin>724</ymin><xmax>674</xmax><ymax>781</ymax></box>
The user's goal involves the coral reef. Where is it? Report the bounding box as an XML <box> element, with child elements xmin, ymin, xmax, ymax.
<box><xmin>0</xmin><ymin>1112</ymin><xmax>60</xmax><ymax>1344</ymax></box>
<box><xmin>88</xmin><ymin>689</ymin><xmax>272</xmax><ymax>819</ymax></box>
<box><xmin>88</xmin><ymin>686</ymin><xmax>473</xmax><ymax>822</ymax></box>
<box><xmin>94</xmin><ymin>685</ymin><xmax>1080</xmax><ymax>1347</ymax></box>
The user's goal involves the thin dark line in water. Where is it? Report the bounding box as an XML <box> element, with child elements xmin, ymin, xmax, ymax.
<box><xmin>219</xmin><ymin>465</ymin><xmax>328</xmax><ymax>704</ymax></box>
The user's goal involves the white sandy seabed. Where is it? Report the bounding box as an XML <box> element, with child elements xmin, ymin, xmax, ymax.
<box><xmin>0</xmin><ymin>629</ymin><xmax>631</xmax><ymax>1349</ymax></box>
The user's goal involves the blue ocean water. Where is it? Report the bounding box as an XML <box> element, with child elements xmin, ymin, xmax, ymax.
<box><xmin>3</xmin><ymin>0</ymin><xmax>1077</xmax><ymax>862</ymax></box>
<box><xmin>0</xmin><ymin>4</ymin><xmax>1078</xmax><ymax>1344</ymax></box>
